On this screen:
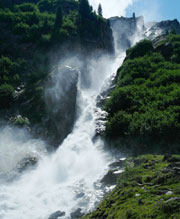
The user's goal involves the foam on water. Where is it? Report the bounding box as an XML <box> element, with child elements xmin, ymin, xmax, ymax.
<box><xmin>0</xmin><ymin>52</ymin><xmax>125</xmax><ymax>219</ymax></box>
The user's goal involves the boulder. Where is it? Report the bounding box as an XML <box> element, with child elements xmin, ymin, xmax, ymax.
<box><xmin>45</xmin><ymin>66</ymin><xmax>79</xmax><ymax>147</ymax></box>
<box><xmin>160</xmin><ymin>197</ymin><xmax>180</xmax><ymax>213</ymax></box>
<box><xmin>101</xmin><ymin>170</ymin><xmax>119</xmax><ymax>185</ymax></box>
<box><xmin>70</xmin><ymin>208</ymin><xmax>84</xmax><ymax>219</ymax></box>
<box><xmin>48</xmin><ymin>211</ymin><xmax>65</xmax><ymax>219</ymax></box>
<box><xmin>16</xmin><ymin>156</ymin><xmax>38</xmax><ymax>173</ymax></box>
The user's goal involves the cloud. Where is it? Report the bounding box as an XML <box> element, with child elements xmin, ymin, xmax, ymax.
<box><xmin>89</xmin><ymin>0</ymin><xmax>162</xmax><ymax>22</ymax></box>
<box><xmin>89</xmin><ymin>0</ymin><xmax>136</xmax><ymax>18</ymax></box>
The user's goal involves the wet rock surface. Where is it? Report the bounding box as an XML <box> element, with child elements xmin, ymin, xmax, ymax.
<box><xmin>110</xmin><ymin>15</ymin><xmax>144</xmax><ymax>51</ymax></box>
<box><xmin>16</xmin><ymin>156</ymin><xmax>38</xmax><ymax>173</ymax></box>
<box><xmin>101</xmin><ymin>158</ymin><xmax>126</xmax><ymax>186</ymax></box>
<box><xmin>48</xmin><ymin>211</ymin><xmax>65</xmax><ymax>219</ymax></box>
<box><xmin>45</xmin><ymin>66</ymin><xmax>79</xmax><ymax>147</ymax></box>
<box><xmin>70</xmin><ymin>208</ymin><xmax>84</xmax><ymax>219</ymax></box>
<box><xmin>145</xmin><ymin>19</ymin><xmax>180</xmax><ymax>40</ymax></box>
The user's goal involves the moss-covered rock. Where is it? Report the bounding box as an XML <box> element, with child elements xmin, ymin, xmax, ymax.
<box><xmin>10</xmin><ymin>115</ymin><xmax>30</xmax><ymax>127</ymax></box>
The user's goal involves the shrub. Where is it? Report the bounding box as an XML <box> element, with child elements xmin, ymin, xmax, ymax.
<box><xmin>14</xmin><ymin>3</ymin><xmax>39</xmax><ymax>13</ymax></box>
<box><xmin>127</xmin><ymin>39</ymin><xmax>154</xmax><ymax>59</ymax></box>
<box><xmin>13</xmin><ymin>22</ymin><xmax>30</xmax><ymax>35</ymax></box>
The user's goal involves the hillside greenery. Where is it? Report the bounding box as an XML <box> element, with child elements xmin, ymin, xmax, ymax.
<box><xmin>105</xmin><ymin>34</ymin><xmax>180</xmax><ymax>145</ymax></box>
<box><xmin>0</xmin><ymin>0</ymin><xmax>112</xmax><ymax>138</ymax></box>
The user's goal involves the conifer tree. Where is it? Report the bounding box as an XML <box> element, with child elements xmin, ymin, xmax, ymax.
<box><xmin>54</xmin><ymin>5</ymin><xmax>63</xmax><ymax>30</ymax></box>
<box><xmin>78</xmin><ymin>0</ymin><xmax>91</xmax><ymax>19</ymax></box>
<box><xmin>98</xmin><ymin>3</ymin><xmax>102</xmax><ymax>16</ymax></box>
<box><xmin>43</xmin><ymin>17</ymin><xmax>49</xmax><ymax>33</ymax></box>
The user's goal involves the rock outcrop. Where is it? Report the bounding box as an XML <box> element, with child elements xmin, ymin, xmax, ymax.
<box><xmin>110</xmin><ymin>14</ymin><xmax>180</xmax><ymax>51</ymax></box>
<box><xmin>145</xmin><ymin>19</ymin><xmax>180</xmax><ymax>40</ymax></box>
<box><xmin>110</xmin><ymin>14</ymin><xmax>145</xmax><ymax>51</ymax></box>
<box><xmin>48</xmin><ymin>211</ymin><xmax>65</xmax><ymax>219</ymax></box>
<box><xmin>44</xmin><ymin>66</ymin><xmax>79</xmax><ymax>147</ymax></box>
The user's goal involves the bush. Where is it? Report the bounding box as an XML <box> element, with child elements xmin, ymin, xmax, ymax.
<box><xmin>38</xmin><ymin>34</ymin><xmax>51</xmax><ymax>47</ymax></box>
<box><xmin>127</xmin><ymin>39</ymin><xmax>154</xmax><ymax>59</ymax></box>
<box><xmin>13</xmin><ymin>22</ymin><xmax>30</xmax><ymax>35</ymax></box>
<box><xmin>14</xmin><ymin>3</ymin><xmax>39</xmax><ymax>13</ymax></box>
<box><xmin>0</xmin><ymin>83</ymin><xmax>14</xmax><ymax>108</ymax></box>
<box><xmin>11</xmin><ymin>115</ymin><xmax>30</xmax><ymax>127</ymax></box>
<box><xmin>106</xmin><ymin>111</ymin><xmax>132</xmax><ymax>137</ymax></box>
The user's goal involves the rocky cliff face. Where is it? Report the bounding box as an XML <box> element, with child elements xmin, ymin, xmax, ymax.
<box><xmin>145</xmin><ymin>19</ymin><xmax>180</xmax><ymax>40</ymax></box>
<box><xmin>110</xmin><ymin>14</ymin><xmax>180</xmax><ymax>51</ymax></box>
<box><xmin>42</xmin><ymin>66</ymin><xmax>79</xmax><ymax>147</ymax></box>
<box><xmin>109</xmin><ymin>14</ymin><xmax>145</xmax><ymax>51</ymax></box>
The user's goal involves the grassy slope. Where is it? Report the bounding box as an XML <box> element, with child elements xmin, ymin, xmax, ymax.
<box><xmin>83</xmin><ymin>154</ymin><xmax>180</xmax><ymax>219</ymax></box>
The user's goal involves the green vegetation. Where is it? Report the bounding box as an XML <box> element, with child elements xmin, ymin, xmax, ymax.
<box><xmin>105</xmin><ymin>35</ymin><xmax>180</xmax><ymax>145</ymax></box>
<box><xmin>0</xmin><ymin>0</ymin><xmax>113</xmax><ymax>144</ymax></box>
<box><xmin>10</xmin><ymin>115</ymin><xmax>30</xmax><ymax>127</ymax></box>
<box><xmin>83</xmin><ymin>154</ymin><xmax>180</xmax><ymax>219</ymax></box>
<box><xmin>98</xmin><ymin>3</ymin><xmax>102</xmax><ymax>16</ymax></box>
<box><xmin>0</xmin><ymin>0</ymin><xmax>111</xmax><ymax>48</ymax></box>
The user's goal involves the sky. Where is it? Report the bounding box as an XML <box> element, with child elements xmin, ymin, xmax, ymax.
<box><xmin>89</xmin><ymin>0</ymin><xmax>180</xmax><ymax>22</ymax></box>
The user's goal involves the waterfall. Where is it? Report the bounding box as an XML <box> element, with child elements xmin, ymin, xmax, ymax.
<box><xmin>0</xmin><ymin>49</ymin><xmax>125</xmax><ymax>219</ymax></box>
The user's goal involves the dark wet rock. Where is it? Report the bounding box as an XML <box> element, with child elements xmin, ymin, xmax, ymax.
<box><xmin>48</xmin><ymin>211</ymin><xmax>65</xmax><ymax>219</ymax></box>
<box><xmin>95</xmin><ymin>73</ymin><xmax>117</xmax><ymax>135</ymax></box>
<box><xmin>109</xmin><ymin>159</ymin><xmax>125</xmax><ymax>169</ymax></box>
<box><xmin>75</xmin><ymin>192</ymin><xmax>85</xmax><ymax>199</ymax></box>
<box><xmin>16</xmin><ymin>156</ymin><xmax>38</xmax><ymax>173</ymax></box>
<box><xmin>137</xmin><ymin>199</ymin><xmax>144</xmax><ymax>205</ymax></box>
<box><xmin>95</xmin><ymin>108</ymin><xmax>108</xmax><ymax>135</ymax></box>
<box><xmin>144</xmin><ymin>176</ymin><xmax>153</xmax><ymax>183</ymax></box>
<box><xmin>163</xmin><ymin>154</ymin><xmax>172</xmax><ymax>161</ymax></box>
<box><xmin>160</xmin><ymin>197</ymin><xmax>180</xmax><ymax>213</ymax></box>
<box><xmin>135</xmin><ymin>176</ymin><xmax>142</xmax><ymax>184</ymax></box>
<box><xmin>154</xmin><ymin>189</ymin><xmax>172</xmax><ymax>196</ymax></box>
<box><xmin>101</xmin><ymin>170</ymin><xmax>118</xmax><ymax>185</ymax></box>
<box><xmin>168</xmin><ymin>162</ymin><xmax>180</xmax><ymax>168</ymax></box>
<box><xmin>155</xmin><ymin>175</ymin><xmax>167</xmax><ymax>184</ymax></box>
<box><xmin>96</xmin><ymin>72</ymin><xmax>117</xmax><ymax>108</ymax></box>
<box><xmin>165</xmin><ymin>162</ymin><xmax>180</xmax><ymax>175</ymax></box>
<box><xmin>165</xmin><ymin>197</ymin><xmax>180</xmax><ymax>203</ymax></box>
<box><xmin>162</xmin><ymin>168</ymin><xmax>170</xmax><ymax>174</ymax></box>
<box><xmin>134</xmin><ymin>158</ymin><xmax>147</xmax><ymax>167</ymax></box>
<box><xmin>70</xmin><ymin>208</ymin><xmax>84</xmax><ymax>219</ymax></box>
<box><xmin>143</xmin><ymin>160</ymin><xmax>157</xmax><ymax>169</ymax></box>
<box><xmin>45</xmin><ymin>66</ymin><xmax>78</xmax><ymax>147</ymax></box>
<box><xmin>167</xmin><ymin>157</ymin><xmax>180</xmax><ymax>163</ymax></box>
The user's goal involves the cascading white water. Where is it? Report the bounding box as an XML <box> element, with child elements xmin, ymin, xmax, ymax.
<box><xmin>0</xmin><ymin>51</ymin><xmax>125</xmax><ymax>219</ymax></box>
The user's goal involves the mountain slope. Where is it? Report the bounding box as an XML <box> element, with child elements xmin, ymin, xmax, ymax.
<box><xmin>104</xmin><ymin>33</ymin><xmax>180</xmax><ymax>152</ymax></box>
<box><xmin>0</xmin><ymin>0</ymin><xmax>114</xmax><ymax>146</ymax></box>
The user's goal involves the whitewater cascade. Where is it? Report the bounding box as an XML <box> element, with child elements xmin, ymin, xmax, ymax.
<box><xmin>0</xmin><ymin>47</ymin><xmax>126</xmax><ymax>218</ymax></box>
